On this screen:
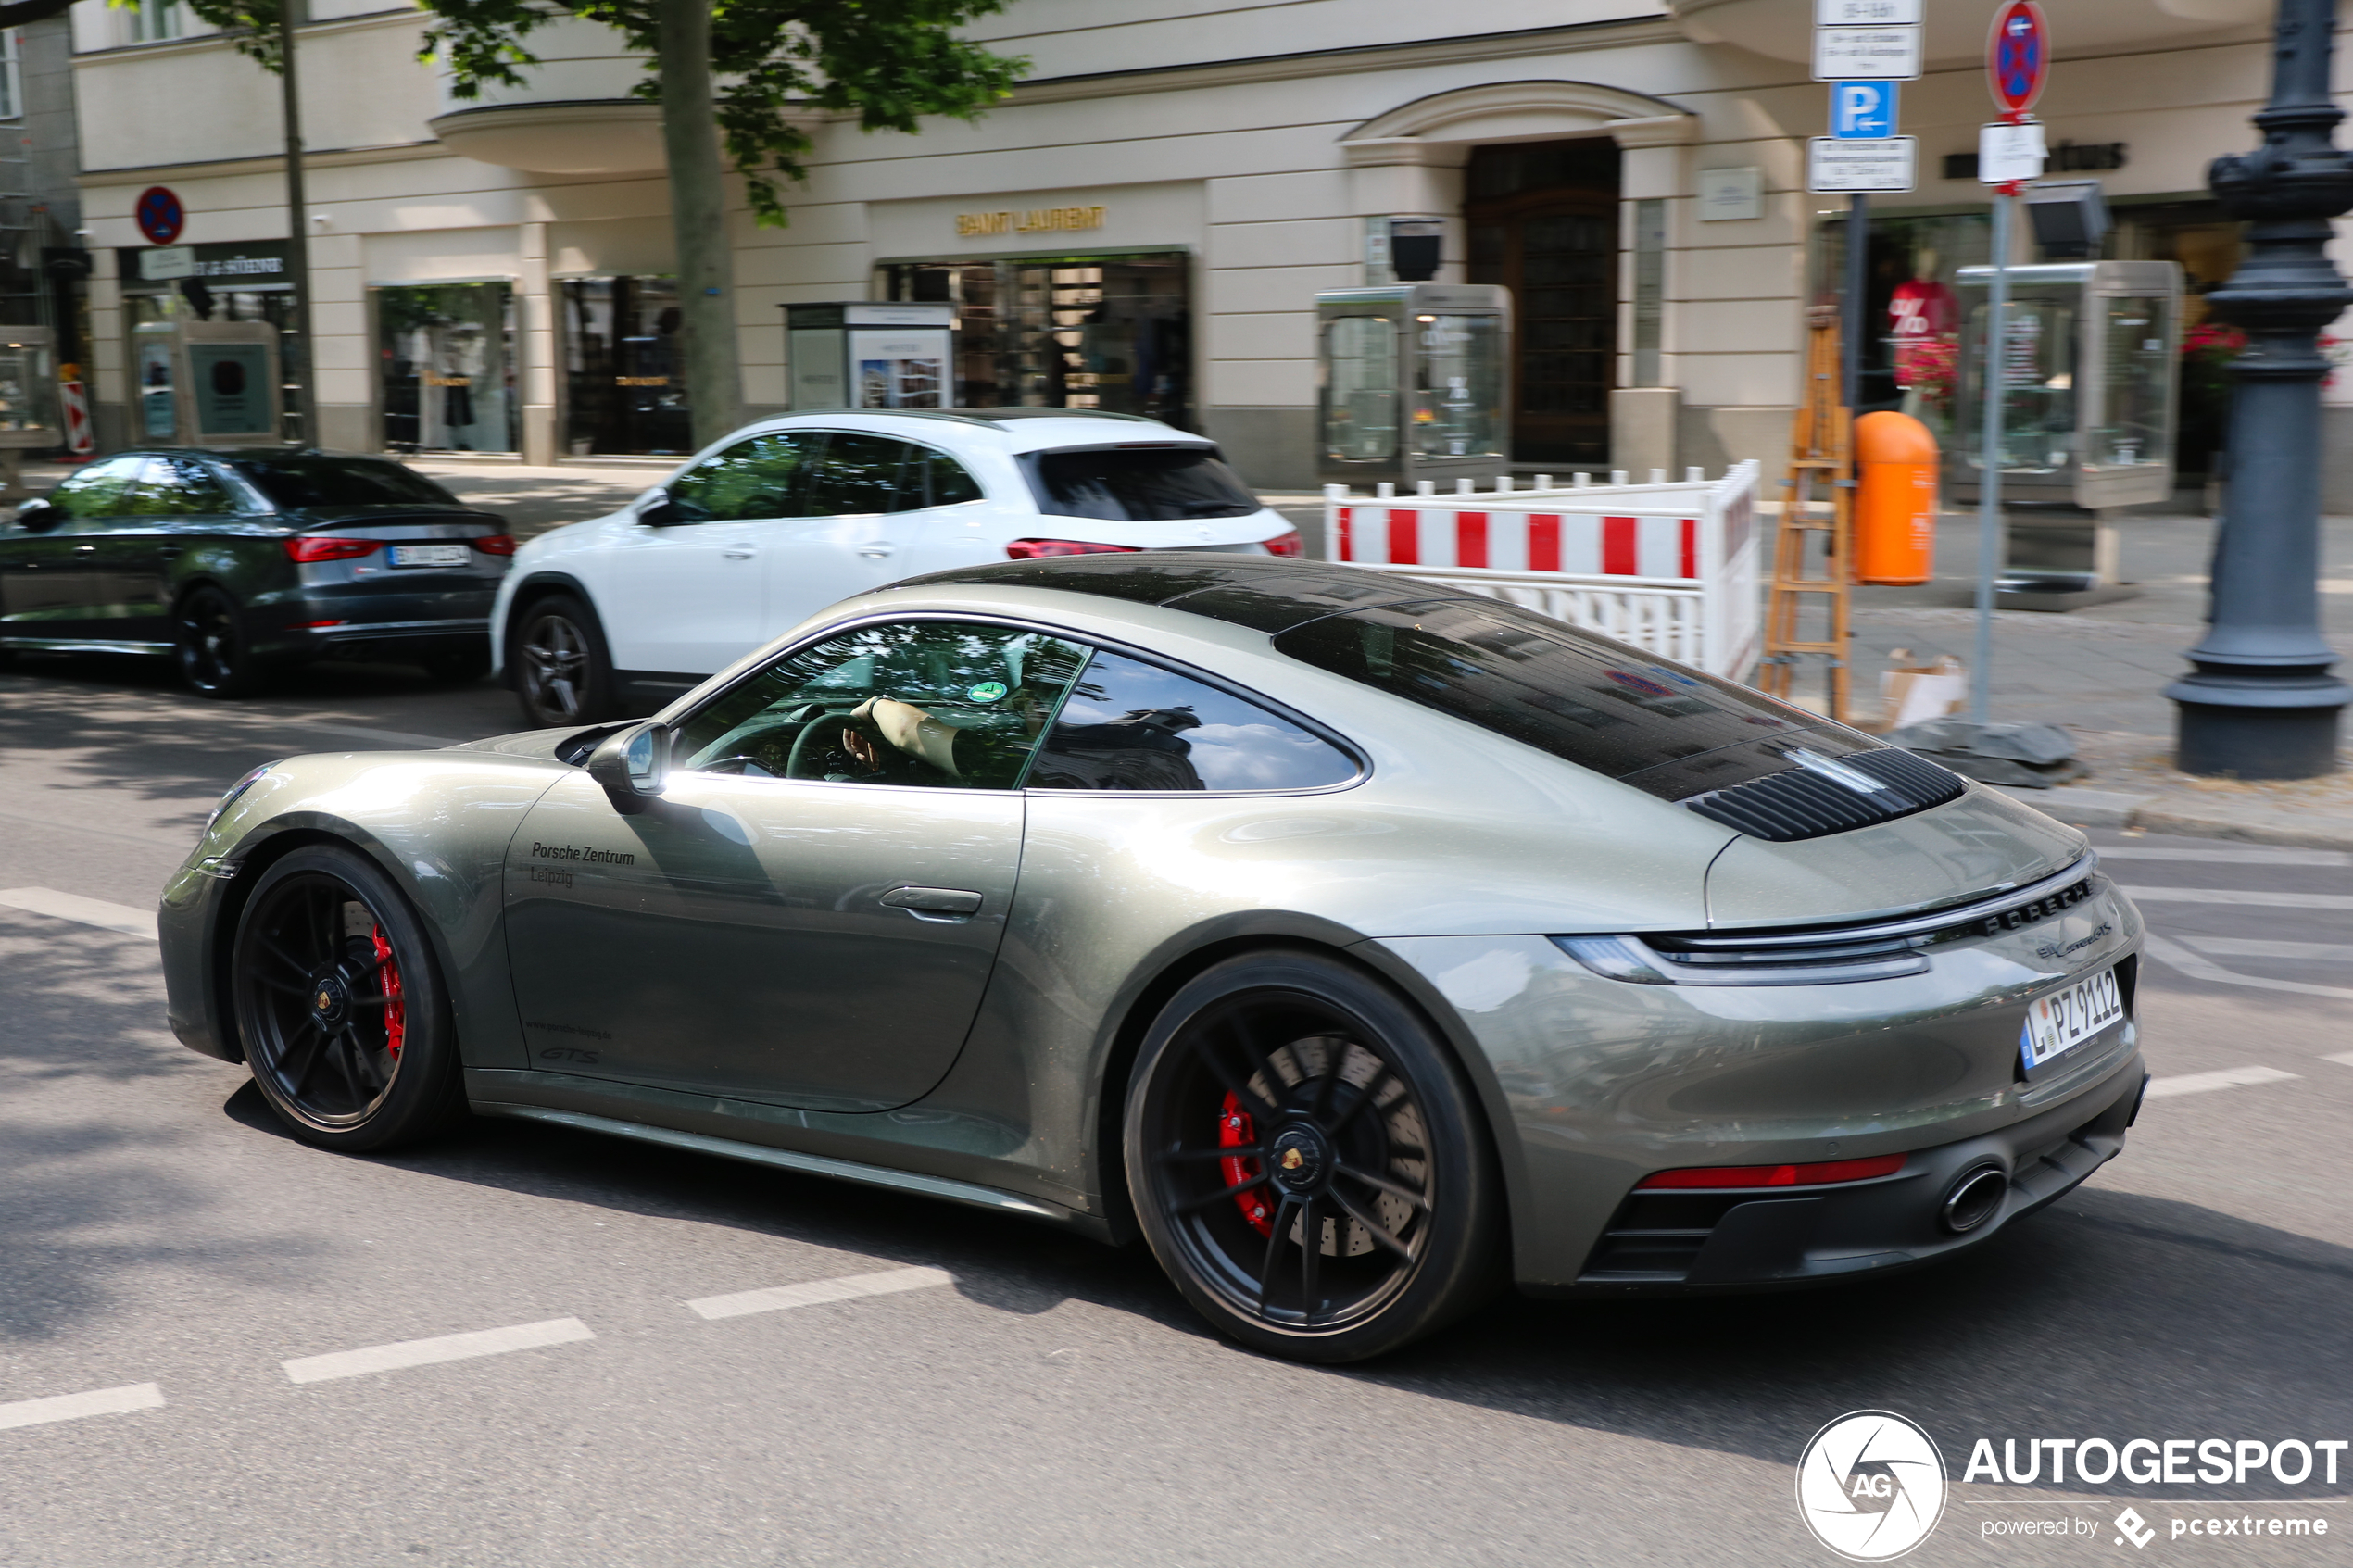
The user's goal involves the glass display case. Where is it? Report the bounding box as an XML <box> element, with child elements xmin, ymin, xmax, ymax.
<box><xmin>1316</xmin><ymin>284</ymin><xmax>1512</xmax><ymax>488</ymax></box>
<box><xmin>0</xmin><ymin>330</ymin><xmax>58</xmax><ymax>441</ymax></box>
<box><xmin>1949</xmin><ymin>260</ymin><xmax>2183</xmax><ymax>509</ymax></box>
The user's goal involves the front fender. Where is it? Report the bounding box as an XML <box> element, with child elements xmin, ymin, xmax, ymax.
<box><xmin>163</xmin><ymin>751</ymin><xmax>572</xmax><ymax>1072</ymax></box>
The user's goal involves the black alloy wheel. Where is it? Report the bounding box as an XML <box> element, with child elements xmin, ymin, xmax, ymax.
<box><xmin>514</xmin><ymin>593</ymin><xmax>613</xmax><ymax>727</ymax></box>
<box><xmin>231</xmin><ymin>845</ymin><xmax>464</xmax><ymax>1150</ymax></box>
<box><xmin>175</xmin><ymin>586</ymin><xmax>271</xmax><ymax>699</ymax></box>
<box><xmin>1126</xmin><ymin>950</ymin><xmax>1502</xmax><ymax>1362</ymax></box>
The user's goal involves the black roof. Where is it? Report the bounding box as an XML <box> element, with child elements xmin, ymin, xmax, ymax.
<box><xmin>888</xmin><ymin>553</ymin><xmax>1474</xmax><ymax>635</ymax></box>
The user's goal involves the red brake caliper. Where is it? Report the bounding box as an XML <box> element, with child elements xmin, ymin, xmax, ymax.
<box><xmin>1218</xmin><ymin>1092</ymin><xmax>1272</xmax><ymax>1236</ymax></box>
<box><xmin>370</xmin><ymin>925</ymin><xmax>406</xmax><ymax>1057</ymax></box>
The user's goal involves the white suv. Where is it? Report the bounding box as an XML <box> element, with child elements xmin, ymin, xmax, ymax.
<box><xmin>491</xmin><ymin>408</ymin><xmax>1302</xmax><ymax>725</ymax></box>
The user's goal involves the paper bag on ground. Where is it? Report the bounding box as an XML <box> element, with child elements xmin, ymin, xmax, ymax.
<box><xmin>1880</xmin><ymin>650</ymin><xmax>1966</xmax><ymax>732</ymax></box>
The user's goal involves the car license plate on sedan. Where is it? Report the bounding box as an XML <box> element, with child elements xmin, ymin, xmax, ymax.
<box><xmin>2020</xmin><ymin>966</ymin><xmax>2123</xmax><ymax>1071</ymax></box>
<box><xmin>390</xmin><ymin>544</ymin><xmax>471</xmax><ymax>568</ymax></box>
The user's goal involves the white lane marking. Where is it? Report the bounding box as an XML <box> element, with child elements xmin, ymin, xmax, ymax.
<box><xmin>2098</xmin><ymin>846</ymin><xmax>2352</xmax><ymax>867</ymax></box>
<box><xmin>2141</xmin><ymin>934</ymin><xmax>2353</xmax><ymax>1002</ymax></box>
<box><xmin>283</xmin><ymin>1317</ymin><xmax>593</xmax><ymax>1385</ymax></box>
<box><xmin>686</xmin><ymin>1266</ymin><xmax>952</xmax><ymax>1322</ymax></box>
<box><xmin>0</xmin><ymin>1382</ymin><xmax>165</xmax><ymax>1432</ymax></box>
<box><xmin>0</xmin><ymin>886</ymin><xmax>158</xmax><ymax>939</ymax></box>
<box><xmin>2144</xmin><ymin>1067</ymin><xmax>2301</xmax><ymax>1099</ymax></box>
<box><xmin>2120</xmin><ymin>885</ymin><xmax>2353</xmax><ymax>910</ymax></box>
<box><xmin>2326</xmin><ymin>1052</ymin><xmax>2353</xmax><ymax>1068</ymax></box>
<box><xmin>2183</xmin><ymin>935</ymin><xmax>2353</xmax><ymax>962</ymax></box>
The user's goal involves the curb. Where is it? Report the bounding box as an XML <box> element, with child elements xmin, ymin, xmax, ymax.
<box><xmin>1990</xmin><ymin>785</ymin><xmax>2353</xmax><ymax>851</ymax></box>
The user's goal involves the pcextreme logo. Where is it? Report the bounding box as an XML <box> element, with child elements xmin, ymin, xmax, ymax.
<box><xmin>1797</xmin><ymin>1411</ymin><xmax>1949</xmax><ymax>1561</ymax></box>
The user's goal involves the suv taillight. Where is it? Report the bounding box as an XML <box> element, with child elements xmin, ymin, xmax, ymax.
<box><xmin>1005</xmin><ymin>538</ymin><xmax>1143</xmax><ymax>559</ymax></box>
<box><xmin>283</xmin><ymin>535</ymin><xmax>381</xmax><ymax>563</ymax></box>
<box><xmin>1264</xmin><ymin>530</ymin><xmax>1304</xmax><ymax>558</ymax></box>
<box><xmin>471</xmin><ymin>533</ymin><xmax>518</xmax><ymax>556</ymax></box>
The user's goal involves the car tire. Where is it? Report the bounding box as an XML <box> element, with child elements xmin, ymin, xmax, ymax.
<box><xmin>420</xmin><ymin>647</ymin><xmax>491</xmax><ymax>684</ymax></box>
<box><xmin>512</xmin><ymin>592</ymin><xmax>615</xmax><ymax>727</ymax></box>
<box><xmin>230</xmin><ymin>844</ymin><xmax>466</xmax><ymax>1152</ymax></box>
<box><xmin>1125</xmin><ymin>948</ymin><xmax>1504</xmax><ymax>1363</ymax></box>
<box><xmin>174</xmin><ymin>585</ymin><xmax>272</xmax><ymax>699</ymax></box>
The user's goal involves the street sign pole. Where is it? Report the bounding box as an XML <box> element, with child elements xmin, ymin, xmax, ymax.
<box><xmin>1972</xmin><ymin>191</ymin><xmax>2011</xmax><ymax>725</ymax></box>
<box><xmin>1843</xmin><ymin>194</ymin><xmax>1869</xmax><ymax>411</ymax></box>
<box><xmin>1969</xmin><ymin>0</ymin><xmax>2050</xmax><ymax>724</ymax></box>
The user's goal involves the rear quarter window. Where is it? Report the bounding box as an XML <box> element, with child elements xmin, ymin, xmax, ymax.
<box><xmin>1029</xmin><ymin>648</ymin><xmax>1357</xmax><ymax>793</ymax></box>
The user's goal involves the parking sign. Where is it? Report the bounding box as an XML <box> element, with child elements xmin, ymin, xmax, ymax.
<box><xmin>1831</xmin><ymin>81</ymin><xmax>1898</xmax><ymax>140</ymax></box>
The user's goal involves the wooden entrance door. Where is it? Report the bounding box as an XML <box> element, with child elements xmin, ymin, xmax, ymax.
<box><xmin>1466</xmin><ymin>140</ymin><xmax>1620</xmax><ymax>466</ymax></box>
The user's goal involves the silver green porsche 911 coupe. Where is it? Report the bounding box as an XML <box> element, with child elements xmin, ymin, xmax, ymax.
<box><xmin>158</xmin><ymin>555</ymin><xmax>2146</xmax><ymax>1361</ymax></box>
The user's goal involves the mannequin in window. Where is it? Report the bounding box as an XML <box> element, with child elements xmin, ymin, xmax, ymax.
<box><xmin>1889</xmin><ymin>249</ymin><xmax>1959</xmax><ymax>420</ymax></box>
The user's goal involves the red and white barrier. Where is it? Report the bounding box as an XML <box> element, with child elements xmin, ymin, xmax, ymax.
<box><xmin>1323</xmin><ymin>463</ymin><xmax>1761</xmax><ymax>681</ymax></box>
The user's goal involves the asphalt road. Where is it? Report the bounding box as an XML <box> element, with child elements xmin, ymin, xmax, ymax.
<box><xmin>1</xmin><ymin>657</ymin><xmax>2348</xmax><ymax>1567</ymax></box>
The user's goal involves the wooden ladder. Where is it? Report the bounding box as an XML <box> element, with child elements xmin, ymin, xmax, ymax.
<box><xmin>1758</xmin><ymin>313</ymin><xmax>1854</xmax><ymax>721</ymax></box>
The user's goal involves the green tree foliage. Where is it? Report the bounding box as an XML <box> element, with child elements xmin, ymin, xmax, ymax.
<box><xmin>419</xmin><ymin>1</ymin><xmax>1028</xmax><ymax>228</ymax></box>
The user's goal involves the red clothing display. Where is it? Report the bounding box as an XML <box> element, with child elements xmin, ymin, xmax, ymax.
<box><xmin>1889</xmin><ymin>279</ymin><xmax>1958</xmax><ymax>387</ymax></box>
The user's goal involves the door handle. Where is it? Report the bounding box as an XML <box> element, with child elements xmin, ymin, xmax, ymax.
<box><xmin>858</xmin><ymin>543</ymin><xmax>897</xmax><ymax>559</ymax></box>
<box><xmin>722</xmin><ymin>547</ymin><xmax>756</xmax><ymax>560</ymax></box>
<box><xmin>880</xmin><ymin>885</ymin><xmax>984</xmax><ymax>921</ymax></box>
<box><xmin>73</xmin><ymin>545</ymin><xmax>96</xmax><ymax>554</ymax></box>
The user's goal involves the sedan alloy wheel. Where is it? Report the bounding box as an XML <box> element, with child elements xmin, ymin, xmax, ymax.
<box><xmin>174</xmin><ymin>586</ymin><xmax>269</xmax><ymax>698</ymax></box>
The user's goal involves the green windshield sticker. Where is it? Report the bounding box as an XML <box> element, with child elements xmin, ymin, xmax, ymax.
<box><xmin>966</xmin><ymin>681</ymin><xmax>1010</xmax><ymax>703</ymax></box>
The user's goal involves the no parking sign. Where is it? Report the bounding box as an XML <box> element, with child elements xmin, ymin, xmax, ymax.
<box><xmin>1989</xmin><ymin>0</ymin><xmax>2049</xmax><ymax>118</ymax></box>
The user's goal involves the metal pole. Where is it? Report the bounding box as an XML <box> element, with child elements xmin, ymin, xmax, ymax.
<box><xmin>1971</xmin><ymin>192</ymin><xmax>2011</xmax><ymax>725</ymax></box>
<box><xmin>1842</xmin><ymin>194</ymin><xmax>1869</xmax><ymax>412</ymax></box>
<box><xmin>2168</xmin><ymin>0</ymin><xmax>2353</xmax><ymax>777</ymax></box>
<box><xmin>277</xmin><ymin>3</ymin><xmax>320</xmax><ymax>448</ymax></box>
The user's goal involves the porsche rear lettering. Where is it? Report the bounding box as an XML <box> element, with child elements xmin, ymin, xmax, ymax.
<box><xmin>530</xmin><ymin>841</ymin><xmax>636</xmax><ymax>866</ymax></box>
<box><xmin>1979</xmin><ymin>880</ymin><xmax>2092</xmax><ymax>938</ymax></box>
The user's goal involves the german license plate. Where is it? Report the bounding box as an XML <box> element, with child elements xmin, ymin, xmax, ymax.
<box><xmin>390</xmin><ymin>544</ymin><xmax>470</xmax><ymax>568</ymax></box>
<box><xmin>2020</xmin><ymin>966</ymin><xmax>2123</xmax><ymax>1071</ymax></box>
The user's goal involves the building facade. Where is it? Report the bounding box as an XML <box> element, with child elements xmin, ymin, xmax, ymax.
<box><xmin>65</xmin><ymin>0</ymin><xmax>2335</xmax><ymax>496</ymax></box>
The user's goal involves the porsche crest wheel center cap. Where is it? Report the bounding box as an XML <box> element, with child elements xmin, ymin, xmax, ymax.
<box><xmin>1267</xmin><ymin>1124</ymin><xmax>1329</xmax><ymax>1195</ymax></box>
<box><xmin>311</xmin><ymin>974</ymin><xmax>350</xmax><ymax>1026</ymax></box>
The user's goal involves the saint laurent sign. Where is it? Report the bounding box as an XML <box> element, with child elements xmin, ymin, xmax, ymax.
<box><xmin>956</xmin><ymin>205</ymin><xmax>1107</xmax><ymax>237</ymax></box>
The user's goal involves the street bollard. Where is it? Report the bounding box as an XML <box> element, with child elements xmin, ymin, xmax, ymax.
<box><xmin>1854</xmin><ymin>410</ymin><xmax>1939</xmax><ymax>585</ymax></box>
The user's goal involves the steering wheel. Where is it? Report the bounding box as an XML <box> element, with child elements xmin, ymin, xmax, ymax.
<box><xmin>784</xmin><ymin>708</ymin><xmax>862</xmax><ymax>780</ymax></box>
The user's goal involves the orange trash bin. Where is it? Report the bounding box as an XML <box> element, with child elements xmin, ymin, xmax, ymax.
<box><xmin>1853</xmin><ymin>410</ymin><xmax>1939</xmax><ymax>585</ymax></box>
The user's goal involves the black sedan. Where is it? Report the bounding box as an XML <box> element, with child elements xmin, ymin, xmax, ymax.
<box><xmin>0</xmin><ymin>447</ymin><xmax>514</xmax><ymax>696</ymax></box>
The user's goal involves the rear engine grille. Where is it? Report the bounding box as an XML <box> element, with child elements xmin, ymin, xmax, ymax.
<box><xmin>1681</xmin><ymin>746</ymin><xmax>1965</xmax><ymax>842</ymax></box>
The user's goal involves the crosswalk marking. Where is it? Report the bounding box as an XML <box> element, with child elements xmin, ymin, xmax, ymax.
<box><xmin>283</xmin><ymin>1317</ymin><xmax>594</xmax><ymax>1385</ymax></box>
<box><xmin>2120</xmin><ymin>885</ymin><xmax>2353</xmax><ymax>911</ymax></box>
<box><xmin>2324</xmin><ymin>1052</ymin><xmax>2353</xmax><ymax>1068</ymax></box>
<box><xmin>2099</xmin><ymin>845</ymin><xmax>2353</xmax><ymax>867</ymax></box>
<box><xmin>686</xmin><ymin>1266</ymin><xmax>952</xmax><ymax>1322</ymax></box>
<box><xmin>0</xmin><ymin>1382</ymin><xmax>165</xmax><ymax>1433</ymax></box>
<box><xmin>2140</xmin><ymin>935</ymin><xmax>2353</xmax><ymax>1003</ymax></box>
<box><xmin>2183</xmin><ymin>936</ymin><xmax>2353</xmax><ymax>962</ymax></box>
<box><xmin>0</xmin><ymin>886</ymin><xmax>158</xmax><ymax>939</ymax></box>
<box><xmin>2144</xmin><ymin>1067</ymin><xmax>2301</xmax><ymax>1099</ymax></box>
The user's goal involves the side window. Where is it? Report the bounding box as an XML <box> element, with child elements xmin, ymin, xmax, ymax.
<box><xmin>45</xmin><ymin>456</ymin><xmax>150</xmax><ymax>520</ymax></box>
<box><xmin>669</xmin><ymin>433</ymin><xmax>814</xmax><ymax>522</ymax></box>
<box><xmin>133</xmin><ymin>458</ymin><xmax>237</xmax><ymax>517</ymax></box>
<box><xmin>912</xmin><ymin>446</ymin><xmax>983</xmax><ymax>508</ymax></box>
<box><xmin>673</xmin><ymin>620</ymin><xmax>1089</xmax><ymax>791</ymax></box>
<box><xmin>1029</xmin><ymin>649</ymin><xmax>1359</xmax><ymax>793</ymax></box>
<box><xmin>801</xmin><ymin>433</ymin><xmax>912</xmax><ymax>516</ymax></box>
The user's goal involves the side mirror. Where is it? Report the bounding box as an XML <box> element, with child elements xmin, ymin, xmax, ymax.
<box><xmin>586</xmin><ymin>721</ymin><xmax>673</xmax><ymax>813</ymax></box>
<box><xmin>638</xmin><ymin>493</ymin><xmax>687</xmax><ymax>527</ymax></box>
<box><xmin>13</xmin><ymin>496</ymin><xmax>58</xmax><ymax>533</ymax></box>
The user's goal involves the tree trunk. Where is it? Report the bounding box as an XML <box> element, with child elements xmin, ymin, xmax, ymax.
<box><xmin>655</xmin><ymin>0</ymin><xmax>742</xmax><ymax>449</ymax></box>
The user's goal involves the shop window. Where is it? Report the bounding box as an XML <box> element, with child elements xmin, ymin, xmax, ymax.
<box><xmin>562</xmin><ymin>277</ymin><xmax>691</xmax><ymax>456</ymax></box>
<box><xmin>375</xmin><ymin>283</ymin><xmax>518</xmax><ymax>455</ymax></box>
<box><xmin>1812</xmin><ymin>211</ymin><xmax>1991</xmax><ymax>445</ymax></box>
<box><xmin>875</xmin><ymin>254</ymin><xmax>1193</xmax><ymax>430</ymax></box>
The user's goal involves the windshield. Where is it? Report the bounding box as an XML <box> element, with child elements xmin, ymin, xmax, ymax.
<box><xmin>1026</xmin><ymin>446</ymin><xmax>1260</xmax><ymax>521</ymax></box>
<box><xmin>229</xmin><ymin>456</ymin><xmax>459</xmax><ymax>509</ymax></box>
<box><xmin>1272</xmin><ymin>597</ymin><xmax>1844</xmax><ymax>798</ymax></box>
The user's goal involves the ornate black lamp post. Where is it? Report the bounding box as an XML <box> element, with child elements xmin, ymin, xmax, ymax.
<box><xmin>2169</xmin><ymin>0</ymin><xmax>2353</xmax><ymax>777</ymax></box>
